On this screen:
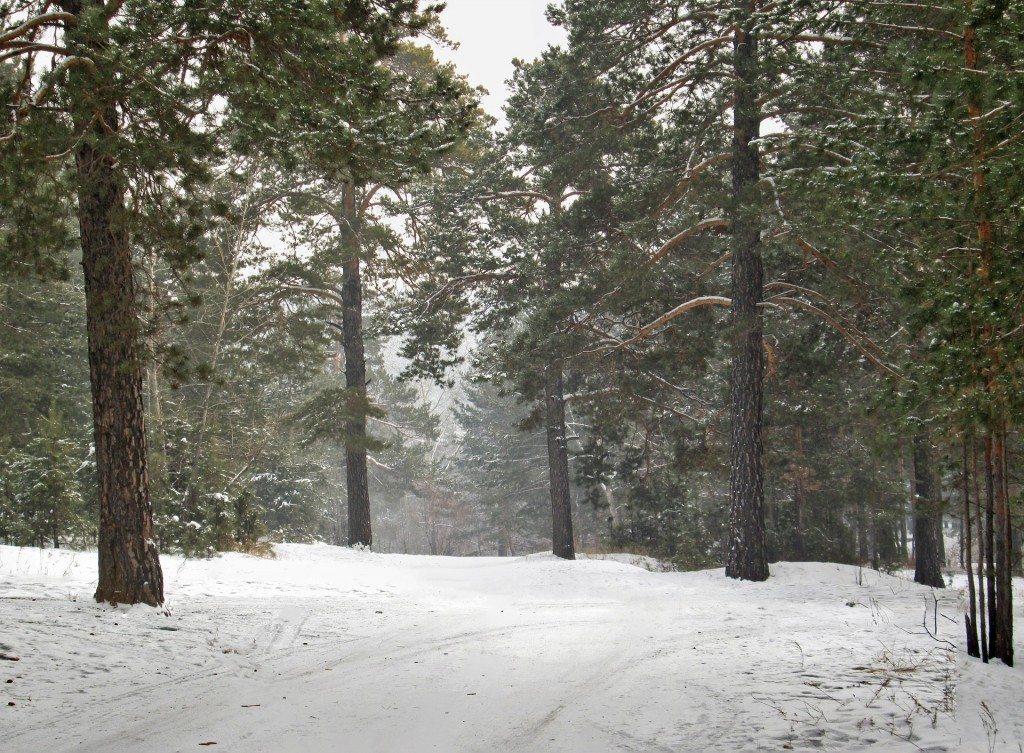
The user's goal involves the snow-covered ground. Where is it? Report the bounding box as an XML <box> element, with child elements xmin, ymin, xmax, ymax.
<box><xmin>1</xmin><ymin>544</ymin><xmax>1021</xmax><ymax>752</ymax></box>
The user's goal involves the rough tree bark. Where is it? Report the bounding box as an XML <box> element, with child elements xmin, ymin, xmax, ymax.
<box><xmin>912</xmin><ymin>433</ymin><xmax>944</xmax><ymax>589</ymax></box>
<box><xmin>725</xmin><ymin>14</ymin><xmax>768</xmax><ymax>582</ymax></box>
<box><xmin>541</xmin><ymin>200</ymin><xmax>575</xmax><ymax>562</ymax></box>
<box><xmin>64</xmin><ymin>1</ymin><xmax>163</xmax><ymax>606</ymax></box>
<box><xmin>545</xmin><ymin>359</ymin><xmax>575</xmax><ymax>560</ymax></box>
<box><xmin>341</xmin><ymin>181</ymin><xmax>373</xmax><ymax>548</ymax></box>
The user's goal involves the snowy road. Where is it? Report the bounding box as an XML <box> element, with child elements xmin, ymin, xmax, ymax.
<box><xmin>1</xmin><ymin>545</ymin><xmax>1021</xmax><ymax>752</ymax></box>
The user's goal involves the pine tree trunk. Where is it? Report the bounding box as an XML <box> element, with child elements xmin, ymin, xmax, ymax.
<box><xmin>500</xmin><ymin>499</ymin><xmax>514</xmax><ymax>557</ymax></box>
<box><xmin>857</xmin><ymin>499</ymin><xmax>869</xmax><ymax>565</ymax></box>
<box><xmin>725</xmin><ymin>18</ymin><xmax>768</xmax><ymax>582</ymax></box>
<box><xmin>52</xmin><ymin>504</ymin><xmax>60</xmax><ymax>549</ymax></box>
<box><xmin>973</xmin><ymin>440</ymin><xmax>989</xmax><ymax>661</ymax></box>
<box><xmin>145</xmin><ymin>246</ymin><xmax>170</xmax><ymax>525</ymax></box>
<box><xmin>79</xmin><ymin>135</ymin><xmax>164</xmax><ymax>607</ymax></box>
<box><xmin>793</xmin><ymin>425</ymin><xmax>806</xmax><ymax>560</ymax></box>
<box><xmin>341</xmin><ymin>181</ymin><xmax>372</xmax><ymax>548</ymax></box>
<box><xmin>912</xmin><ymin>433</ymin><xmax>944</xmax><ymax>588</ymax></box>
<box><xmin>964</xmin><ymin>0</ymin><xmax>1012</xmax><ymax>666</ymax></box>
<box><xmin>992</xmin><ymin>428</ymin><xmax>1013</xmax><ymax>665</ymax></box>
<box><xmin>64</xmin><ymin>2</ymin><xmax>163</xmax><ymax>606</ymax></box>
<box><xmin>899</xmin><ymin>476</ymin><xmax>909</xmax><ymax>561</ymax></box>
<box><xmin>984</xmin><ymin>434</ymin><xmax>997</xmax><ymax>656</ymax></box>
<box><xmin>545</xmin><ymin>360</ymin><xmax>575</xmax><ymax>560</ymax></box>
<box><xmin>963</xmin><ymin>437</ymin><xmax>980</xmax><ymax>657</ymax></box>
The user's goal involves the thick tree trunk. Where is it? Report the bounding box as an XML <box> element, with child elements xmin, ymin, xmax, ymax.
<box><xmin>542</xmin><ymin>211</ymin><xmax>575</xmax><ymax>562</ymax></box>
<box><xmin>912</xmin><ymin>433</ymin><xmax>944</xmax><ymax>589</ymax></box>
<box><xmin>725</xmin><ymin>19</ymin><xmax>768</xmax><ymax>582</ymax></box>
<box><xmin>64</xmin><ymin>3</ymin><xmax>163</xmax><ymax>606</ymax></box>
<box><xmin>79</xmin><ymin>137</ymin><xmax>164</xmax><ymax>606</ymax></box>
<box><xmin>545</xmin><ymin>360</ymin><xmax>575</xmax><ymax>560</ymax></box>
<box><xmin>341</xmin><ymin>181</ymin><xmax>372</xmax><ymax>548</ymax></box>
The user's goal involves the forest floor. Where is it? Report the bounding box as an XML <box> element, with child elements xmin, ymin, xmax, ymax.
<box><xmin>1</xmin><ymin>544</ymin><xmax>1021</xmax><ymax>752</ymax></box>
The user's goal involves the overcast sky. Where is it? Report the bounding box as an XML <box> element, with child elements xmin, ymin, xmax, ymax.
<box><xmin>432</xmin><ymin>0</ymin><xmax>566</xmax><ymax>121</ymax></box>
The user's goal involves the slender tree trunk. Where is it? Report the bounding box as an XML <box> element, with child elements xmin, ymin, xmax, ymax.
<box><xmin>963</xmin><ymin>436</ymin><xmax>980</xmax><ymax>657</ymax></box>
<box><xmin>985</xmin><ymin>433</ymin><xmax>997</xmax><ymax>655</ymax></box>
<box><xmin>145</xmin><ymin>246</ymin><xmax>170</xmax><ymax>531</ymax></box>
<box><xmin>1001</xmin><ymin>428</ymin><xmax>1013</xmax><ymax>649</ymax></box>
<box><xmin>856</xmin><ymin>495</ymin><xmax>869</xmax><ymax>565</ymax></box>
<box><xmin>191</xmin><ymin>192</ymin><xmax>251</xmax><ymax>458</ymax></box>
<box><xmin>725</xmin><ymin>15</ymin><xmax>768</xmax><ymax>582</ymax></box>
<box><xmin>335</xmin><ymin>496</ymin><xmax>345</xmax><ymax>547</ymax></box>
<box><xmin>972</xmin><ymin>439</ymin><xmax>989</xmax><ymax>661</ymax></box>
<box><xmin>545</xmin><ymin>359</ymin><xmax>575</xmax><ymax>560</ymax></box>
<box><xmin>965</xmin><ymin>0</ymin><xmax>1012</xmax><ymax>666</ymax></box>
<box><xmin>63</xmin><ymin>2</ymin><xmax>163</xmax><ymax>606</ymax></box>
<box><xmin>912</xmin><ymin>433</ymin><xmax>944</xmax><ymax>588</ymax></box>
<box><xmin>341</xmin><ymin>181</ymin><xmax>372</xmax><ymax>548</ymax></box>
<box><xmin>793</xmin><ymin>425</ymin><xmax>806</xmax><ymax>560</ymax></box>
<box><xmin>500</xmin><ymin>499</ymin><xmax>514</xmax><ymax>557</ymax></box>
<box><xmin>871</xmin><ymin>500</ymin><xmax>884</xmax><ymax>570</ymax></box>
<box><xmin>898</xmin><ymin>449</ymin><xmax>909</xmax><ymax>561</ymax></box>
<box><xmin>993</xmin><ymin>428</ymin><xmax>1013</xmax><ymax>665</ymax></box>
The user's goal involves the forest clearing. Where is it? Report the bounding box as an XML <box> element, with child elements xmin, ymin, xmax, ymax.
<box><xmin>2</xmin><ymin>543</ymin><xmax>1021</xmax><ymax>752</ymax></box>
<box><xmin>2</xmin><ymin>0</ymin><xmax>1023</xmax><ymax>749</ymax></box>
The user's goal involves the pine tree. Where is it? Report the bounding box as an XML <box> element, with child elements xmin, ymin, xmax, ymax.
<box><xmin>263</xmin><ymin>42</ymin><xmax>476</xmax><ymax>549</ymax></box>
<box><xmin>1</xmin><ymin>0</ymin><xmax>449</xmax><ymax>603</ymax></box>
<box><xmin>809</xmin><ymin>0</ymin><xmax>1024</xmax><ymax>664</ymax></box>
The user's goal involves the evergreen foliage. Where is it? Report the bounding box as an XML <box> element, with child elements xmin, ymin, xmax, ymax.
<box><xmin>0</xmin><ymin>0</ymin><xmax>1018</xmax><ymax>662</ymax></box>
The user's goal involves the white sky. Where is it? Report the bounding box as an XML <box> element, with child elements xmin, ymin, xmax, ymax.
<box><xmin>433</xmin><ymin>0</ymin><xmax>567</xmax><ymax>121</ymax></box>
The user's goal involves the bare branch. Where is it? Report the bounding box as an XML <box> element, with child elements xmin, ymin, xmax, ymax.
<box><xmin>765</xmin><ymin>296</ymin><xmax>903</xmax><ymax>380</ymax></box>
<box><xmin>648</xmin><ymin>217</ymin><xmax>730</xmax><ymax>265</ymax></box>
<box><xmin>0</xmin><ymin>12</ymin><xmax>76</xmax><ymax>48</ymax></box>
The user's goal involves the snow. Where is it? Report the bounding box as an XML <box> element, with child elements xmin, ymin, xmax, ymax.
<box><xmin>1</xmin><ymin>544</ymin><xmax>1021</xmax><ymax>752</ymax></box>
